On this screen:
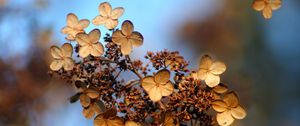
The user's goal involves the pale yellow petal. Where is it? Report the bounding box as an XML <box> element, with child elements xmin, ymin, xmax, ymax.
<box><xmin>80</xmin><ymin>94</ymin><xmax>91</xmax><ymax>107</ymax></box>
<box><xmin>204</xmin><ymin>73</ymin><xmax>220</xmax><ymax>87</ymax></box>
<box><xmin>231</xmin><ymin>105</ymin><xmax>247</xmax><ymax>119</ymax></box>
<box><xmin>196</xmin><ymin>69</ymin><xmax>207</xmax><ymax>80</ymax></box>
<box><xmin>61</xmin><ymin>43</ymin><xmax>73</xmax><ymax>57</ymax></box>
<box><xmin>160</xmin><ymin>82</ymin><xmax>174</xmax><ymax>96</ymax></box>
<box><xmin>224</xmin><ymin>91</ymin><xmax>239</xmax><ymax>108</ymax></box>
<box><xmin>154</xmin><ymin>69</ymin><xmax>170</xmax><ymax>84</ymax></box>
<box><xmin>112</xmin><ymin>30</ymin><xmax>126</xmax><ymax>45</ymax></box>
<box><xmin>93</xmin><ymin>15</ymin><xmax>107</xmax><ymax>26</ymax></box>
<box><xmin>50</xmin><ymin>60</ymin><xmax>63</xmax><ymax>71</ymax></box>
<box><xmin>252</xmin><ymin>0</ymin><xmax>266</xmax><ymax>11</ymax></box>
<box><xmin>91</xmin><ymin>43</ymin><xmax>104</xmax><ymax>57</ymax></box>
<box><xmin>269</xmin><ymin>0</ymin><xmax>282</xmax><ymax>10</ymax></box>
<box><xmin>141</xmin><ymin>76</ymin><xmax>156</xmax><ymax>92</ymax></box>
<box><xmin>210</xmin><ymin>61</ymin><xmax>226</xmax><ymax>75</ymax></box>
<box><xmin>120</xmin><ymin>40</ymin><xmax>132</xmax><ymax>55</ymax></box>
<box><xmin>89</xmin><ymin>29</ymin><xmax>101</xmax><ymax>43</ymax></box>
<box><xmin>99</xmin><ymin>2</ymin><xmax>112</xmax><ymax>17</ymax></box>
<box><xmin>76</xmin><ymin>33</ymin><xmax>90</xmax><ymax>46</ymax></box>
<box><xmin>79</xmin><ymin>45</ymin><xmax>91</xmax><ymax>58</ymax></box>
<box><xmin>262</xmin><ymin>6</ymin><xmax>272</xmax><ymax>19</ymax></box>
<box><xmin>66</xmin><ymin>13</ymin><xmax>78</xmax><ymax>28</ymax></box>
<box><xmin>85</xmin><ymin>88</ymin><xmax>100</xmax><ymax>99</ymax></box>
<box><xmin>125</xmin><ymin>121</ymin><xmax>141</xmax><ymax>126</ymax></box>
<box><xmin>82</xmin><ymin>107</ymin><xmax>95</xmax><ymax>119</ymax></box>
<box><xmin>111</xmin><ymin>7</ymin><xmax>124</xmax><ymax>19</ymax></box>
<box><xmin>129</xmin><ymin>32</ymin><xmax>143</xmax><ymax>47</ymax></box>
<box><xmin>212</xmin><ymin>100</ymin><xmax>227</xmax><ymax>112</ymax></box>
<box><xmin>199</xmin><ymin>55</ymin><xmax>213</xmax><ymax>69</ymax></box>
<box><xmin>104</xmin><ymin>19</ymin><xmax>118</xmax><ymax>29</ymax></box>
<box><xmin>149</xmin><ymin>86</ymin><xmax>162</xmax><ymax>102</ymax></box>
<box><xmin>216</xmin><ymin>111</ymin><xmax>235</xmax><ymax>126</ymax></box>
<box><xmin>63</xmin><ymin>58</ymin><xmax>74</xmax><ymax>71</ymax></box>
<box><xmin>50</xmin><ymin>45</ymin><xmax>63</xmax><ymax>59</ymax></box>
<box><xmin>61</xmin><ymin>26</ymin><xmax>72</xmax><ymax>34</ymax></box>
<box><xmin>121</xmin><ymin>20</ymin><xmax>134</xmax><ymax>36</ymax></box>
<box><xmin>213</xmin><ymin>83</ymin><xmax>228</xmax><ymax>94</ymax></box>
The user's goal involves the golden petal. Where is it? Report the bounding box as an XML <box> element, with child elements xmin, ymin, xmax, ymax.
<box><xmin>99</xmin><ymin>2</ymin><xmax>112</xmax><ymax>17</ymax></box>
<box><xmin>120</xmin><ymin>40</ymin><xmax>133</xmax><ymax>55</ymax></box>
<box><xmin>121</xmin><ymin>20</ymin><xmax>134</xmax><ymax>36</ymax></box>
<box><xmin>212</xmin><ymin>100</ymin><xmax>227</xmax><ymax>112</ymax></box>
<box><xmin>204</xmin><ymin>73</ymin><xmax>220</xmax><ymax>87</ymax></box>
<box><xmin>50</xmin><ymin>60</ymin><xmax>63</xmax><ymax>71</ymax></box>
<box><xmin>269</xmin><ymin>0</ymin><xmax>282</xmax><ymax>10</ymax></box>
<box><xmin>112</xmin><ymin>30</ymin><xmax>126</xmax><ymax>45</ymax></box>
<box><xmin>216</xmin><ymin>111</ymin><xmax>235</xmax><ymax>126</ymax></box>
<box><xmin>129</xmin><ymin>32</ymin><xmax>143</xmax><ymax>47</ymax></box>
<box><xmin>148</xmin><ymin>86</ymin><xmax>162</xmax><ymax>102</ymax></box>
<box><xmin>85</xmin><ymin>88</ymin><xmax>100</xmax><ymax>99</ymax></box>
<box><xmin>50</xmin><ymin>45</ymin><xmax>63</xmax><ymax>59</ymax></box>
<box><xmin>79</xmin><ymin>45</ymin><xmax>91</xmax><ymax>58</ymax></box>
<box><xmin>231</xmin><ymin>105</ymin><xmax>247</xmax><ymax>119</ymax></box>
<box><xmin>105</xmin><ymin>19</ymin><xmax>118</xmax><ymax>29</ymax></box>
<box><xmin>125</xmin><ymin>121</ymin><xmax>141</xmax><ymax>126</ymax></box>
<box><xmin>262</xmin><ymin>6</ymin><xmax>273</xmax><ymax>19</ymax></box>
<box><xmin>213</xmin><ymin>83</ymin><xmax>228</xmax><ymax>94</ymax></box>
<box><xmin>199</xmin><ymin>54</ymin><xmax>213</xmax><ymax>69</ymax></box>
<box><xmin>252</xmin><ymin>0</ymin><xmax>266</xmax><ymax>11</ymax></box>
<box><xmin>61</xmin><ymin>43</ymin><xmax>73</xmax><ymax>57</ymax></box>
<box><xmin>91</xmin><ymin>43</ymin><xmax>104</xmax><ymax>57</ymax></box>
<box><xmin>63</xmin><ymin>58</ymin><xmax>74</xmax><ymax>71</ymax></box>
<box><xmin>80</xmin><ymin>94</ymin><xmax>91</xmax><ymax>107</ymax></box>
<box><xmin>154</xmin><ymin>69</ymin><xmax>171</xmax><ymax>84</ymax></box>
<box><xmin>93</xmin><ymin>15</ymin><xmax>107</xmax><ymax>26</ymax></box>
<box><xmin>82</xmin><ymin>106</ymin><xmax>95</xmax><ymax>119</ymax></box>
<box><xmin>209</xmin><ymin>61</ymin><xmax>226</xmax><ymax>75</ymax></box>
<box><xmin>223</xmin><ymin>91</ymin><xmax>239</xmax><ymax>108</ymax></box>
<box><xmin>77</xmin><ymin>19</ymin><xmax>90</xmax><ymax>29</ymax></box>
<box><xmin>160</xmin><ymin>81</ymin><xmax>174</xmax><ymax>96</ymax></box>
<box><xmin>89</xmin><ymin>29</ymin><xmax>101</xmax><ymax>43</ymax></box>
<box><xmin>76</xmin><ymin>33</ymin><xmax>90</xmax><ymax>46</ymax></box>
<box><xmin>111</xmin><ymin>7</ymin><xmax>124</xmax><ymax>19</ymax></box>
<box><xmin>66</xmin><ymin>13</ymin><xmax>78</xmax><ymax>28</ymax></box>
<box><xmin>141</xmin><ymin>76</ymin><xmax>156</xmax><ymax>92</ymax></box>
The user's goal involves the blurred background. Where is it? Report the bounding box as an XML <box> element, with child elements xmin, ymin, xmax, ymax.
<box><xmin>0</xmin><ymin>0</ymin><xmax>300</xmax><ymax>126</ymax></box>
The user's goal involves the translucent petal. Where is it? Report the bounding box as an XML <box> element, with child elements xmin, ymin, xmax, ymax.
<box><xmin>92</xmin><ymin>102</ymin><xmax>103</xmax><ymax>114</ymax></box>
<box><xmin>77</xmin><ymin>19</ymin><xmax>90</xmax><ymax>29</ymax></box>
<box><xmin>98</xmin><ymin>2</ymin><xmax>112</xmax><ymax>17</ymax></box>
<box><xmin>216</xmin><ymin>111</ymin><xmax>235</xmax><ymax>126</ymax></box>
<box><xmin>104</xmin><ymin>19</ymin><xmax>118</xmax><ymax>29</ymax></box>
<box><xmin>80</xmin><ymin>94</ymin><xmax>91</xmax><ymax>107</ymax></box>
<box><xmin>262</xmin><ymin>6</ymin><xmax>272</xmax><ymax>19</ymax></box>
<box><xmin>141</xmin><ymin>76</ymin><xmax>156</xmax><ymax>92</ymax></box>
<box><xmin>213</xmin><ymin>83</ymin><xmax>228</xmax><ymax>94</ymax></box>
<box><xmin>61</xmin><ymin>43</ymin><xmax>73</xmax><ymax>57</ymax></box>
<box><xmin>91</xmin><ymin>43</ymin><xmax>104</xmax><ymax>57</ymax></box>
<box><xmin>129</xmin><ymin>32</ymin><xmax>143</xmax><ymax>47</ymax></box>
<box><xmin>160</xmin><ymin>81</ymin><xmax>174</xmax><ymax>96</ymax></box>
<box><xmin>111</xmin><ymin>7</ymin><xmax>124</xmax><ymax>19</ymax></box>
<box><xmin>199</xmin><ymin>55</ymin><xmax>213</xmax><ymax>69</ymax></box>
<box><xmin>149</xmin><ymin>86</ymin><xmax>162</xmax><ymax>102</ymax></box>
<box><xmin>125</xmin><ymin>121</ymin><xmax>141</xmax><ymax>126</ymax></box>
<box><xmin>210</xmin><ymin>61</ymin><xmax>226</xmax><ymax>75</ymax></box>
<box><xmin>121</xmin><ymin>20</ymin><xmax>134</xmax><ymax>36</ymax></box>
<box><xmin>212</xmin><ymin>100</ymin><xmax>227</xmax><ymax>112</ymax></box>
<box><xmin>93</xmin><ymin>16</ymin><xmax>107</xmax><ymax>26</ymax></box>
<box><xmin>224</xmin><ymin>91</ymin><xmax>239</xmax><ymax>108</ymax></box>
<box><xmin>205</xmin><ymin>73</ymin><xmax>220</xmax><ymax>87</ymax></box>
<box><xmin>89</xmin><ymin>29</ymin><xmax>101</xmax><ymax>43</ymax></box>
<box><xmin>63</xmin><ymin>58</ymin><xmax>74</xmax><ymax>71</ymax></box>
<box><xmin>50</xmin><ymin>45</ymin><xmax>63</xmax><ymax>59</ymax></box>
<box><xmin>197</xmin><ymin>69</ymin><xmax>207</xmax><ymax>80</ymax></box>
<box><xmin>154</xmin><ymin>69</ymin><xmax>170</xmax><ymax>84</ymax></box>
<box><xmin>252</xmin><ymin>0</ymin><xmax>266</xmax><ymax>11</ymax></box>
<box><xmin>112</xmin><ymin>30</ymin><xmax>126</xmax><ymax>45</ymax></box>
<box><xmin>79</xmin><ymin>45</ymin><xmax>91</xmax><ymax>58</ymax></box>
<box><xmin>61</xmin><ymin>26</ymin><xmax>72</xmax><ymax>34</ymax></box>
<box><xmin>76</xmin><ymin>33</ymin><xmax>90</xmax><ymax>46</ymax></box>
<box><xmin>50</xmin><ymin>60</ymin><xmax>63</xmax><ymax>71</ymax></box>
<box><xmin>66</xmin><ymin>13</ymin><xmax>78</xmax><ymax>28</ymax></box>
<box><xmin>86</xmin><ymin>88</ymin><xmax>100</xmax><ymax>99</ymax></box>
<box><xmin>231</xmin><ymin>105</ymin><xmax>247</xmax><ymax>119</ymax></box>
<box><xmin>120</xmin><ymin>40</ymin><xmax>132</xmax><ymax>55</ymax></box>
<box><xmin>269</xmin><ymin>0</ymin><xmax>282</xmax><ymax>10</ymax></box>
<box><xmin>82</xmin><ymin>107</ymin><xmax>95</xmax><ymax>119</ymax></box>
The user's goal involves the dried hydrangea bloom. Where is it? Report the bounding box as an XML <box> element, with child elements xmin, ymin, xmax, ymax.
<box><xmin>252</xmin><ymin>0</ymin><xmax>282</xmax><ymax>19</ymax></box>
<box><xmin>212</xmin><ymin>92</ymin><xmax>247</xmax><ymax>126</ymax></box>
<box><xmin>125</xmin><ymin>121</ymin><xmax>141</xmax><ymax>126</ymax></box>
<box><xmin>80</xmin><ymin>88</ymin><xmax>102</xmax><ymax>118</ymax></box>
<box><xmin>195</xmin><ymin>55</ymin><xmax>226</xmax><ymax>87</ymax></box>
<box><xmin>162</xmin><ymin>113</ymin><xmax>179</xmax><ymax>126</ymax></box>
<box><xmin>61</xmin><ymin>13</ymin><xmax>90</xmax><ymax>40</ymax></box>
<box><xmin>93</xmin><ymin>2</ymin><xmax>124</xmax><ymax>29</ymax></box>
<box><xmin>141</xmin><ymin>69</ymin><xmax>174</xmax><ymax>102</ymax></box>
<box><xmin>112</xmin><ymin>20</ymin><xmax>143</xmax><ymax>55</ymax></box>
<box><xmin>75</xmin><ymin>29</ymin><xmax>104</xmax><ymax>58</ymax></box>
<box><xmin>94</xmin><ymin>109</ymin><xmax>124</xmax><ymax>126</ymax></box>
<box><xmin>50</xmin><ymin>43</ymin><xmax>74</xmax><ymax>71</ymax></box>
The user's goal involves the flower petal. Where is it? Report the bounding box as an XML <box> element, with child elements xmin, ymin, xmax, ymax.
<box><xmin>79</xmin><ymin>45</ymin><xmax>91</xmax><ymax>58</ymax></box>
<box><xmin>61</xmin><ymin>26</ymin><xmax>72</xmax><ymax>34</ymax></box>
<box><xmin>213</xmin><ymin>83</ymin><xmax>228</xmax><ymax>94</ymax></box>
<box><xmin>125</xmin><ymin>121</ymin><xmax>141</xmax><ymax>126</ymax></box>
<box><xmin>111</xmin><ymin>7</ymin><xmax>124</xmax><ymax>19</ymax></box>
<box><xmin>262</xmin><ymin>6</ymin><xmax>272</xmax><ymax>19</ymax></box>
<box><xmin>212</xmin><ymin>100</ymin><xmax>227</xmax><ymax>112</ymax></box>
<box><xmin>50</xmin><ymin>45</ymin><xmax>63</xmax><ymax>59</ymax></box>
<box><xmin>120</xmin><ymin>40</ymin><xmax>132</xmax><ymax>55</ymax></box>
<box><xmin>76</xmin><ymin>33</ymin><xmax>90</xmax><ymax>46</ymax></box>
<box><xmin>160</xmin><ymin>81</ymin><xmax>174</xmax><ymax>96</ymax></box>
<box><xmin>98</xmin><ymin>2</ymin><xmax>112</xmax><ymax>17</ymax></box>
<box><xmin>61</xmin><ymin>43</ymin><xmax>73</xmax><ymax>57</ymax></box>
<box><xmin>197</xmin><ymin>69</ymin><xmax>207</xmax><ymax>80</ymax></box>
<box><xmin>129</xmin><ymin>32</ymin><xmax>143</xmax><ymax>47</ymax></box>
<box><xmin>252</xmin><ymin>0</ymin><xmax>265</xmax><ymax>11</ymax></box>
<box><xmin>210</xmin><ymin>61</ymin><xmax>226</xmax><ymax>75</ymax></box>
<box><xmin>112</xmin><ymin>30</ymin><xmax>126</xmax><ymax>45</ymax></box>
<box><xmin>121</xmin><ymin>20</ymin><xmax>134</xmax><ymax>36</ymax></box>
<box><xmin>199</xmin><ymin>55</ymin><xmax>213</xmax><ymax>69</ymax></box>
<box><xmin>149</xmin><ymin>86</ymin><xmax>162</xmax><ymax>102</ymax></box>
<box><xmin>224</xmin><ymin>91</ymin><xmax>239</xmax><ymax>108</ymax></box>
<box><xmin>216</xmin><ymin>111</ymin><xmax>235</xmax><ymax>126</ymax></box>
<box><xmin>104</xmin><ymin>19</ymin><xmax>118</xmax><ymax>29</ymax></box>
<box><xmin>141</xmin><ymin>76</ymin><xmax>156</xmax><ymax>92</ymax></box>
<box><xmin>91</xmin><ymin>43</ymin><xmax>104</xmax><ymax>57</ymax></box>
<box><xmin>80</xmin><ymin>94</ymin><xmax>91</xmax><ymax>107</ymax></box>
<box><xmin>82</xmin><ymin>106</ymin><xmax>95</xmax><ymax>119</ymax></box>
<box><xmin>50</xmin><ymin>60</ymin><xmax>63</xmax><ymax>71</ymax></box>
<box><xmin>93</xmin><ymin>15</ymin><xmax>107</xmax><ymax>26</ymax></box>
<box><xmin>204</xmin><ymin>73</ymin><xmax>220</xmax><ymax>87</ymax></box>
<box><xmin>269</xmin><ymin>0</ymin><xmax>282</xmax><ymax>10</ymax></box>
<box><xmin>231</xmin><ymin>105</ymin><xmax>247</xmax><ymax>119</ymax></box>
<box><xmin>89</xmin><ymin>29</ymin><xmax>101</xmax><ymax>43</ymax></box>
<box><xmin>66</xmin><ymin>13</ymin><xmax>78</xmax><ymax>28</ymax></box>
<box><xmin>63</xmin><ymin>58</ymin><xmax>74</xmax><ymax>71</ymax></box>
<box><xmin>85</xmin><ymin>88</ymin><xmax>100</xmax><ymax>99</ymax></box>
<box><xmin>154</xmin><ymin>69</ymin><xmax>170</xmax><ymax>84</ymax></box>
<box><xmin>77</xmin><ymin>19</ymin><xmax>90</xmax><ymax>29</ymax></box>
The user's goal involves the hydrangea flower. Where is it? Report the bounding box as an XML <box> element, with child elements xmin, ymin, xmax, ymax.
<box><xmin>252</xmin><ymin>0</ymin><xmax>282</xmax><ymax>19</ymax></box>
<box><xmin>112</xmin><ymin>20</ymin><xmax>143</xmax><ymax>55</ymax></box>
<box><xmin>50</xmin><ymin>43</ymin><xmax>74</xmax><ymax>71</ymax></box>
<box><xmin>141</xmin><ymin>69</ymin><xmax>174</xmax><ymax>102</ymax></box>
<box><xmin>61</xmin><ymin>13</ymin><xmax>90</xmax><ymax>40</ymax></box>
<box><xmin>94</xmin><ymin>109</ymin><xmax>124</xmax><ymax>126</ymax></box>
<box><xmin>75</xmin><ymin>29</ymin><xmax>104</xmax><ymax>58</ymax></box>
<box><xmin>93</xmin><ymin>2</ymin><xmax>124</xmax><ymax>29</ymax></box>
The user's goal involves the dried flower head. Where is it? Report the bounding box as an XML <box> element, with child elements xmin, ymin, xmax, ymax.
<box><xmin>93</xmin><ymin>2</ymin><xmax>124</xmax><ymax>29</ymax></box>
<box><xmin>50</xmin><ymin>43</ymin><xmax>74</xmax><ymax>71</ymax></box>
<box><xmin>61</xmin><ymin>13</ymin><xmax>90</xmax><ymax>40</ymax></box>
<box><xmin>112</xmin><ymin>20</ymin><xmax>143</xmax><ymax>55</ymax></box>
<box><xmin>252</xmin><ymin>0</ymin><xmax>282</xmax><ymax>19</ymax></box>
<box><xmin>94</xmin><ymin>109</ymin><xmax>124</xmax><ymax>126</ymax></box>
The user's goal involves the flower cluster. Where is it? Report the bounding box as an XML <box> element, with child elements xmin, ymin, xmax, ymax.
<box><xmin>252</xmin><ymin>0</ymin><xmax>282</xmax><ymax>19</ymax></box>
<box><xmin>49</xmin><ymin>2</ymin><xmax>247</xmax><ymax>126</ymax></box>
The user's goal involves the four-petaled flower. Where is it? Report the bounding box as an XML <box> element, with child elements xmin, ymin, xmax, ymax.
<box><xmin>212</xmin><ymin>92</ymin><xmax>247</xmax><ymax>126</ymax></box>
<box><xmin>50</xmin><ymin>43</ymin><xmax>74</xmax><ymax>71</ymax></box>
<box><xmin>79</xmin><ymin>88</ymin><xmax>102</xmax><ymax>119</ymax></box>
<box><xmin>61</xmin><ymin>13</ymin><xmax>90</xmax><ymax>40</ymax></box>
<box><xmin>94</xmin><ymin>108</ymin><xmax>124</xmax><ymax>126</ymax></box>
<box><xmin>112</xmin><ymin>20</ymin><xmax>143</xmax><ymax>55</ymax></box>
<box><xmin>194</xmin><ymin>55</ymin><xmax>226</xmax><ymax>87</ymax></box>
<box><xmin>252</xmin><ymin>0</ymin><xmax>282</xmax><ymax>19</ymax></box>
<box><xmin>93</xmin><ymin>2</ymin><xmax>124</xmax><ymax>29</ymax></box>
<box><xmin>75</xmin><ymin>29</ymin><xmax>104</xmax><ymax>58</ymax></box>
<box><xmin>141</xmin><ymin>69</ymin><xmax>174</xmax><ymax>102</ymax></box>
